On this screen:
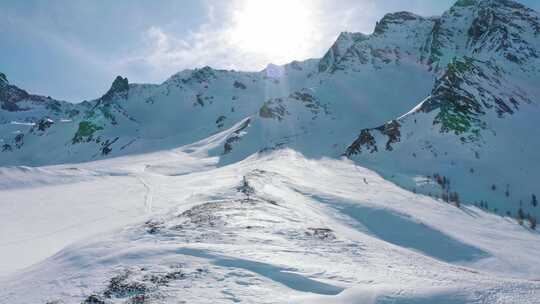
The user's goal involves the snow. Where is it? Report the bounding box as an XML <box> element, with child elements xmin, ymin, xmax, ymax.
<box><xmin>1</xmin><ymin>146</ymin><xmax>539</xmax><ymax>303</ymax></box>
<box><xmin>9</xmin><ymin>121</ymin><xmax>35</xmax><ymax>126</ymax></box>
<box><xmin>1</xmin><ymin>1</ymin><xmax>540</xmax><ymax>302</ymax></box>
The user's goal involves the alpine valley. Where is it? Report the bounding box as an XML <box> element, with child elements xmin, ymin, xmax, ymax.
<box><xmin>1</xmin><ymin>0</ymin><xmax>540</xmax><ymax>303</ymax></box>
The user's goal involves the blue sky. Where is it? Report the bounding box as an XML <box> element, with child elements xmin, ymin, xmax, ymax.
<box><xmin>1</xmin><ymin>0</ymin><xmax>538</xmax><ymax>102</ymax></box>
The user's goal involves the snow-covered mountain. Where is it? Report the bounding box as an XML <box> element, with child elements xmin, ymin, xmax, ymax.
<box><xmin>344</xmin><ymin>0</ymin><xmax>540</xmax><ymax>221</ymax></box>
<box><xmin>1</xmin><ymin>0</ymin><xmax>540</xmax><ymax>302</ymax></box>
<box><xmin>2</xmin><ymin>149</ymin><xmax>540</xmax><ymax>303</ymax></box>
<box><xmin>2</xmin><ymin>0</ymin><xmax>537</xmax><ymax>220</ymax></box>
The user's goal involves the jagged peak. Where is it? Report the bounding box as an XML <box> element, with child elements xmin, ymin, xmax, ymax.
<box><xmin>318</xmin><ymin>31</ymin><xmax>368</xmax><ymax>73</ymax></box>
<box><xmin>374</xmin><ymin>11</ymin><xmax>425</xmax><ymax>35</ymax></box>
<box><xmin>448</xmin><ymin>0</ymin><xmax>539</xmax><ymax>19</ymax></box>
<box><xmin>0</xmin><ymin>72</ymin><xmax>8</xmax><ymax>85</ymax></box>
<box><xmin>336</xmin><ymin>31</ymin><xmax>368</xmax><ymax>42</ymax></box>
<box><xmin>110</xmin><ymin>76</ymin><xmax>129</xmax><ymax>91</ymax></box>
<box><xmin>451</xmin><ymin>0</ymin><xmax>532</xmax><ymax>11</ymax></box>
<box><xmin>198</xmin><ymin>65</ymin><xmax>215</xmax><ymax>72</ymax></box>
<box><xmin>452</xmin><ymin>0</ymin><xmax>485</xmax><ymax>8</ymax></box>
<box><xmin>381</xmin><ymin>11</ymin><xmax>423</xmax><ymax>21</ymax></box>
<box><xmin>163</xmin><ymin>66</ymin><xmax>229</xmax><ymax>87</ymax></box>
<box><xmin>101</xmin><ymin>75</ymin><xmax>129</xmax><ymax>102</ymax></box>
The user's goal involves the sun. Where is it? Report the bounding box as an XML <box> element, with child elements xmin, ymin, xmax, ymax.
<box><xmin>230</xmin><ymin>0</ymin><xmax>315</xmax><ymax>63</ymax></box>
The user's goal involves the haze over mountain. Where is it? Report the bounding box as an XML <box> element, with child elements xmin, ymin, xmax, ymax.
<box><xmin>1</xmin><ymin>0</ymin><xmax>539</xmax><ymax>303</ymax></box>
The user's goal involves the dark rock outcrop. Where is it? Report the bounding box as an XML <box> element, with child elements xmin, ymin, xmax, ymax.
<box><xmin>101</xmin><ymin>76</ymin><xmax>129</xmax><ymax>102</ymax></box>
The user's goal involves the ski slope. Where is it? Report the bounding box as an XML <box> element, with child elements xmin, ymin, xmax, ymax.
<box><xmin>1</xmin><ymin>142</ymin><xmax>539</xmax><ymax>303</ymax></box>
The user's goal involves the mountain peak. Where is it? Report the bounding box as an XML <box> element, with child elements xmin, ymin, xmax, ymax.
<box><xmin>336</xmin><ymin>31</ymin><xmax>367</xmax><ymax>42</ymax></box>
<box><xmin>110</xmin><ymin>75</ymin><xmax>129</xmax><ymax>92</ymax></box>
<box><xmin>0</xmin><ymin>72</ymin><xmax>8</xmax><ymax>86</ymax></box>
<box><xmin>318</xmin><ymin>31</ymin><xmax>367</xmax><ymax>72</ymax></box>
<box><xmin>374</xmin><ymin>11</ymin><xmax>424</xmax><ymax>35</ymax></box>
<box><xmin>448</xmin><ymin>0</ymin><xmax>538</xmax><ymax>17</ymax></box>
<box><xmin>101</xmin><ymin>76</ymin><xmax>129</xmax><ymax>102</ymax></box>
<box><xmin>452</xmin><ymin>0</ymin><xmax>530</xmax><ymax>10</ymax></box>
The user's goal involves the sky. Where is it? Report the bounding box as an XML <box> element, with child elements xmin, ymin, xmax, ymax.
<box><xmin>1</xmin><ymin>0</ymin><xmax>539</xmax><ymax>102</ymax></box>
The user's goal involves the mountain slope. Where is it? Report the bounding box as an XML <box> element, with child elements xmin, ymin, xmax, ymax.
<box><xmin>1</xmin><ymin>149</ymin><xmax>539</xmax><ymax>303</ymax></box>
<box><xmin>345</xmin><ymin>0</ymin><xmax>540</xmax><ymax>222</ymax></box>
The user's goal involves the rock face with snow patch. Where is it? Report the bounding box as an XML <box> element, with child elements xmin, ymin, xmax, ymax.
<box><xmin>345</xmin><ymin>0</ymin><xmax>540</xmax><ymax>220</ymax></box>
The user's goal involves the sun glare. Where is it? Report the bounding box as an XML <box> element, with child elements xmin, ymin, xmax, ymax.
<box><xmin>230</xmin><ymin>0</ymin><xmax>315</xmax><ymax>62</ymax></box>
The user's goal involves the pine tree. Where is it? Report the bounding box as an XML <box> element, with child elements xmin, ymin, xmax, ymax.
<box><xmin>517</xmin><ymin>208</ymin><xmax>525</xmax><ymax>225</ymax></box>
<box><xmin>532</xmin><ymin>194</ymin><xmax>538</xmax><ymax>207</ymax></box>
<box><xmin>452</xmin><ymin>192</ymin><xmax>460</xmax><ymax>208</ymax></box>
<box><xmin>529</xmin><ymin>215</ymin><xmax>537</xmax><ymax>230</ymax></box>
<box><xmin>441</xmin><ymin>192</ymin><xmax>446</xmax><ymax>202</ymax></box>
<box><xmin>238</xmin><ymin>176</ymin><xmax>255</xmax><ymax>200</ymax></box>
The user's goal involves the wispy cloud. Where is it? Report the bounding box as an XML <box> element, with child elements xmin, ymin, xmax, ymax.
<box><xmin>119</xmin><ymin>0</ymin><xmax>380</xmax><ymax>83</ymax></box>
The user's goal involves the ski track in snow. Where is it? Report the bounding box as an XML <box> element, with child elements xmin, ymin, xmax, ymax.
<box><xmin>133</xmin><ymin>171</ymin><xmax>153</xmax><ymax>213</ymax></box>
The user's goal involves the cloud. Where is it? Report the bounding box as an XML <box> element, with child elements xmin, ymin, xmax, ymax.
<box><xmin>116</xmin><ymin>0</ymin><xmax>384</xmax><ymax>83</ymax></box>
<box><xmin>116</xmin><ymin>8</ymin><xmax>242</xmax><ymax>82</ymax></box>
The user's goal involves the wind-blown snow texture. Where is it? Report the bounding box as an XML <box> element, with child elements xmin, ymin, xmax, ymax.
<box><xmin>1</xmin><ymin>0</ymin><xmax>540</xmax><ymax>303</ymax></box>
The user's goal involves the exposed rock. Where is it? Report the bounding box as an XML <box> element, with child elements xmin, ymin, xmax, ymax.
<box><xmin>420</xmin><ymin>18</ymin><xmax>445</xmax><ymax>68</ymax></box>
<box><xmin>100</xmin><ymin>137</ymin><xmax>119</xmax><ymax>155</ymax></box>
<box><xmin>101</xmin><ymin>76</ymin><xmax>129</xmax><ymax>102</ymax></box>
<box><xmin>376</xmin><ymin>120</ymin><xmax>401</xmax><ymax>151</ymax></box>
<box><xmin>0</xmin><ymin>80</ymin><xmax>31</xmax><ymax>111</ymax></box>
<box><xmin>289</xmin><ymin>61</ymin><xmax>304</xmax><ymax>71</ymax></box>
<box><xmin>233</xmin><ymin>81</ymin><xmax>247</xmax><ymax>90</ymax></box>
<box><xmin>306</xmin><ymin>228</ymin><xmax>335</xmax><ymax>240</ymax></box>
<box><xmin>182</xmin><ymin>66</ymin><xmax>217</xmax><ymax>85</ymax></box>
<box><xmin>345</xmin><ymin>129</ymin><xmax>378</xmax><ymax>156</ymax></box>
<box><xmin>178</xmin><ymin>202</ymin><xmax>225</xmax><ymax>228</ymax></box>
<box><xmin>14</xmin><ymin>133</ymin><xmax>24</xmax><ymax>149</ymax></box>
<box><xmin>103</xmin><ymin>271</ymin><xmax>148</xmax><ymax>299</ymax></box>
<box><xmin>81</xmin><ymin>295</ymin><xmax>106</xmax><ymax>304</ymax></box>
<box><xmin>259</xmin><ymin>98</ymin><xmax>288</xmax><ymax>121</ymax></box>
<box><xmin>0</xmin><ymin>72</ymin><xmax>7</xmax><ymax>86</ymax></box>
<box><xmin>318</xmin><ymin>32</ymin><xmax>368</xmax><ymax>73</ymax></box>
<box><xmin>374</xmin><ymin>12</ymin><xmax>423</xmax><ymax>36</ymax></box>
<box><xmin>72</xmin><ymin>121</ymin><xmax>103</xmax><ymax>144</ymax></box>
<box><xmin>1</xmin><ymin>144</ymin><xmax>12</xmax><ymax>152</ymax></box>
<box><xmin>223</xmin><ymin>119</ymin><xmax>250</xmax><ymax>154</ymax></box>
<box><xmin>215</xmin><ymin>115</ymin><xmax>226</xmax><ymax>128</ymax></box>
<box><xmin>420</xmin><ymin>57</ymin><xmax>524</xmax><ymax>136</ymax></box>
<box><xmin>237</xmin><ymin>176</ymin><xmax>256</xmax><ymax>199</ymax></box>
<box><xmin>289</xmin><ymin>90</ymin><xmax>329</xmax><ymax>115</ymax></box>
<box><xmin>144</xmin><ymin>220</ymin><xmax>164</xmax><ymax>234</ymax></box>
<box><xmin>35</xmin><ymin>118</ymin><xmax>54</xmax><ymax>132</ymax></box>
